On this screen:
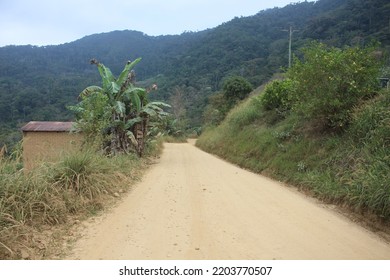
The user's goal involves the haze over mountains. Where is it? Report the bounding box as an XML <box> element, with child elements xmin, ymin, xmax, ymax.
<box><xmin>0</xmin><ymin>0</ymin><xmax>389</xmax><ymax>147</ymax></box>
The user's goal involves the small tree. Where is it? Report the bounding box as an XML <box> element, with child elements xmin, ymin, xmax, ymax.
<box><xmin>203</xmin><ymin>92</ymin><xmax>230</xmax><ymax>126</ymax></box>
<box><xmin>223</xmin><ymin>76</ymin><xmax>253</xmax><ymax>107</ymax></box>
<box><xmin>287</xmin><ymin>42</ymin><xmax>381</xmax><ymax>130</ymax></box>
<box><xmin>69</xmin><ymin>59</ymin><xmax>170</xmax><ymax>156</ymax></box>
<box><xmin>261</xmin><ymin>79</ymin><xmax>295</xmax><ymax>111</ymax></box>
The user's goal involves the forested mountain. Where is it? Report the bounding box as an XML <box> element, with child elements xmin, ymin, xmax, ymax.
<box><xmin>1</xmin><ymin>0</ymin><xmax>389</xmax><ymax>148</ymax></box>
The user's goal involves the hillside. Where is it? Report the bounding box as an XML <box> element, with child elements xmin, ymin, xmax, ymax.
<box><xmin>197</xmin><ymin>90</ymin><xmax>390</xmax><ymax>222</ymax></box>
<box><xmin>1</xmin><ymin>0</ymin><xmax>389</xmax><ymax>148</ymax></box>
<box><xmin>196</xmin><ymin>41</ymin><xmax>390</xmax><ymax>224</ymax></box>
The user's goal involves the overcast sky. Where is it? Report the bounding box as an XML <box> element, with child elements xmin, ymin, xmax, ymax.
<box><xmin>0</xmin><ymin>0</ymin><xmax>299</xmax><ymax>47</ymax></box>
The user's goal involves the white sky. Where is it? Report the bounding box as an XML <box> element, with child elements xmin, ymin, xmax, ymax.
<box><xmin>0</xmin><ymin>0</ymin><xmax>299</xmax><ymax>47</ymax></box>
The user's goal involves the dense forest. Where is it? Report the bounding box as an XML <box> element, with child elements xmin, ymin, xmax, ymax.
<box><xmin>0</xmin><ymin>0</ymin><xmax>389</xmax><ymax>148</ymax></box>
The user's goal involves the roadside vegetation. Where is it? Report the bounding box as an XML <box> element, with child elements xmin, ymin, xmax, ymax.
<box><xmin>0</xmin><ymin>145</ymin><xmax>161</xmax><ymax>259</ymax></box>
<box><xmin>68</xmin><ymin>58</ymin><xmax>170</xmax><ymax>156</ymax></box>
<box><xmin>203</xmin><ymin>76</ymin><xmax>253</xmax><ymax>126</ymax></box>
<box><xmin>197</xmin><ymin>42</ymin><xmax>390</xmax><ymax>224</ymax></box>
<box><xmin>0</xmin><ymin>59</ymin><xmax>168</xmax><ymax>259</ymax></box>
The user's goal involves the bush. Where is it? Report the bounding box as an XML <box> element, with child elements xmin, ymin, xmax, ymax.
<box><xmin>287</xmin><ymin>42</ymin><xmax>382</xmax><ymax>130</ymax></box>
<box><xmin>223</xmin><ymin>76</ymin><xmax>253</xmax><ymax>107</ymax></box>
<box><xmin>261</xmin><ymin>79</ymin><xmax>295</xmax><ymax>111</ymax></box>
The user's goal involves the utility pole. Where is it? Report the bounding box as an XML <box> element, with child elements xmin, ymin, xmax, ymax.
<box><xmin>282</xmin><ymin>26</ymin><xmax>299</xmax><ymax>68</ymax></box>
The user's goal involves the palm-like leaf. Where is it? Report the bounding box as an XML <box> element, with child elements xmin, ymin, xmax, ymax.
<box><xmin>79</xmin><ymin>86</ymin><xmax>102</xmax><ymax>99</ymax></box>
<box><xmin>117</xmin><ymin>58</ymin><xmax>142</xmax><ymax>86</ymax></box>
<box><xmin>141</xmin><ymin>102</ymin><xmax>171</xmax><ymax>120</ymax></box>
<box><xmin>123</xmin><ymin>87</ymin><xmax>146</xmax><ymax>112</ymax></box>
<box><xmin>97</xmin><ymin>63</ymin><xmax>115</xmax><ymax>83</ymax></box>
<box><xmin>125</xmin><ymin>117</ymin><xmax>143</xmax><ymax>129</ymax></box>
<box><xmin>97</xmin><ymin>63</ymin><xmax>116</xmax><ymax>93</ymax></box>
<box><xmin>140</xmin><ymin>107</ymin><xmax>157</xmax><ymax>117</ymax></box>
<box><xmin>126</xmin><ymin>131</ymin><xmax>138</xmax><ymax>146</ymax></box>
<box><xmin>67</xmin><ymin>105</ymin><xmax>84</xmax><ymax>114</ymax></box>
<box><xmin>109</xmin><ymin>82</ymin><xmax>120</xmax><ymax>95</ymax></box>
<box><xmin>114</xmin><ymin>101</ymin><xmax>126</xmax><ymax>117</ymax></box>
<box><xmin>147</xmin><ymin>101</ymin><xmax>171</xmax><ymax>108</ymax></box>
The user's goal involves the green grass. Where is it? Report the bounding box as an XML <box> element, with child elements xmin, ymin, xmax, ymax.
<box><xmin>197</xmin><ymin>90</ymin><xmax>390</xmax><ymax>222</ymax></box>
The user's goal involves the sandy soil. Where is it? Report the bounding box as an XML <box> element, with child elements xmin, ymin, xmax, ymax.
<box><xmin>67</xmin><ymin>140</ymin><xmax>390</xmax><ymax>260</ymax></box>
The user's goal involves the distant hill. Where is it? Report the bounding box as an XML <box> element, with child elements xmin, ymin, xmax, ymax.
<box><xmin>1</xmin><ymin>0</ymin><xmax>389</xmax><ymax>147</ymax></box>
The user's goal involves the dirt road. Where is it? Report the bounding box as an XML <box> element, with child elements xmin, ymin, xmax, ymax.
<box><xmin>67</xmin><ymin>141</ymin><xmax>390</xmax><ymax>259</ymax></box>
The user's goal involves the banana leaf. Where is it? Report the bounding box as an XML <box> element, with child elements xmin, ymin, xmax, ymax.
<box><xmin>126</xmin><ymin>131</ymin><xmax>138</xmax><ymax>146</ymax></box>
<box><xmin>117</xmin><ymin>58</ymin><xmax>142</xmax><ymax>86</ymax></box>
<box><xmin>79</xmin><ymin>86</ymin><xmax>102</xmax><ymax>99</ymax></box>
<box><xmin>125</xmin><ymin>117</ymin><xmax>143</xmax><ymax>129</ymax></box>
<box><xmin>123</xmin><ymin>87</ymin><xmax>145</xmax><ymax>112</ymax></box>
<box><xmin>114</xmin><ymin>101</ymin><xmax>126</xmax><ymax>117</ymax></box>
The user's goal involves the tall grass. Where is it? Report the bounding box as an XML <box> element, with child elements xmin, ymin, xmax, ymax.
<box><xmin>0</xmin><ymin>149</ymin><xmax>144</xmax><ymax>259</ymax></box>
<box><xmin>197</xmin><ymin>90</ymin><xmax>390</xmax><ymax>223</ymax></box>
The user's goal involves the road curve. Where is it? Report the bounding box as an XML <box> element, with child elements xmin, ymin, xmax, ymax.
<box><xmin>67</xmin><ymin>141</ymin><xmax>390</xmax><ymax>259</ymax></box>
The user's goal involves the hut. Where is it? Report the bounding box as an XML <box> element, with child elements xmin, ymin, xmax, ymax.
<box><xmin>21</xmin><ymin>121</ymin><xmax>83</xmax><ymax>170</ymax></box>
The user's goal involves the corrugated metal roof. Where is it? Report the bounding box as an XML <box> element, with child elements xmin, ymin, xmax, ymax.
<box><xmin>21</xmin><ymin>121</ymin><xmax>75</xmax><ymax>132</ymax></box>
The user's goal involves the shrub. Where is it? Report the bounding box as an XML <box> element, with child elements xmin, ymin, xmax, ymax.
<box><xmin>287</xmin><ymin>42</ymin><xmax>382</xmax><ymax>130</ymax></box>
<box><xmin>223</xmin><ymin>76</ymin><xmax>253</xmax><ymax>107</ymax></box>
<box><xmin>261</xmin><ymin>79</ymin><xmax>295</xmax><ymax>111</ymax></box>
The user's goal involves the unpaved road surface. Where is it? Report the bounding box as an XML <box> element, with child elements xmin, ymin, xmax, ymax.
<box><xmin>67</xmin><ymin>141</ymin><xmax>390</xmax><ymax>259</ymax></box>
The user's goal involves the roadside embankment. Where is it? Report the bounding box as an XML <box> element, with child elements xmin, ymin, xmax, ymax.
<box><xmin>196</xmin><ymin>91</ymin><xmax>390</xmax><ymax>230</ymax></box>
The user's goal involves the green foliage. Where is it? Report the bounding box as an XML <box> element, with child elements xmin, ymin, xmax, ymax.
<box><xmin>203</xmin><ymin>77</ymin><xmax>253</xmax><ymax>126</ymax></box>
<box><xmin>261</xmin><ymin>79</ymin><xmax>295</xmax><ymax>111</ymax></box>
<box><xmin>226</xmin><ymin>97</ymin><xmax>263</xmax><ymax>129</ymax></box>
<box><xmin>158</xmin><ymin>117</ymin><xmax>185</xmax><ymax>138</ymax></box>
<box><xmin>349</xmin><ymin>91</ymin><xmax>390</xmax><ymax>144</ymax></box>
<box><xmin>287</xmin><ymin>42</ymin><xmax>382</xmax><ymax>129</ymax></box>
<box><xmin>202</xmin><ymin>92</ymin><xmax>230</xmax><ymax>126</ymax></box>
<box><xmin>70</xmin><ymin>59</ymin><xmax>170</xmax><ymax>156</ymax></box>
<box><xmin>68</xmin><ymin>90</ymin><xmax>110</xmax><ymax>147</ymax></box>
<box><xmin>223</xmin><ymin>76</ymin><xmax>253</xmax><ymax>107</ymax></box>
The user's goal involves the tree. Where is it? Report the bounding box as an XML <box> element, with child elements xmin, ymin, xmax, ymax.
<box><xmin>222</xmin><ymin>76</ymin><xmax>253</xmax><ymax>107</ymax></box>
<box><xmin>202</xmin><ymin>92</ymin><xmax>230</xmax><ymax>126</ymax></box>
<box><xmin>69</xmin><ymin>59</ymin><xmax>170</xmax><ymax>156</ymax></box>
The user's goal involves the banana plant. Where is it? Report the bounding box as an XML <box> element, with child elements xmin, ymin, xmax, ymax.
<box><xmin>70</xmin><ymin>58</ymin><xmax>170</xmax><ymax>156</ymax></box>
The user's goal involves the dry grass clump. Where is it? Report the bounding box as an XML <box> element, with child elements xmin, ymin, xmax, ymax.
<box><xmin>0</xmin><ymin>150</ymin><xmax>143</xmax><ymax>259</ymax></box>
